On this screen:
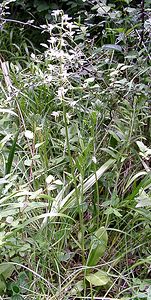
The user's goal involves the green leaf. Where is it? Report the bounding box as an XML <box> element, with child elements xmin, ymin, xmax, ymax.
<box><xmin>135</xmin><ymin>188</ymin><xmax>151</xmax><ymax>208</ymax></box>
<box><xmin>11</xmin><ymin>295</ymin><xmax>24</xmax><ymax>300</ymax></box>
<box><xmin>5</xmin><ymin>131</ymin><xmax>19</xmax><ymax>175</ymax></box>
<box><xmin>101</xmin><ymin>147</ymin><xmax>117</xmax><ymax>158</ymax></box>
<box><xmin>136</xmin><ymin>141</ymin><xmax>148</xmax><ymax>153</ymax></box>
<box><xmin>87</xmin><ymin>227</ymin><xmax>108</xmax><ymax>266</ymax></box>
<box><xmin>108</xmin><ymin>130</ymin><xmax>121</xmax><ymax>142</ymax></box>
<box><xmin>105</xmin><ymin>207</ymin><xmax>122</xmax><ymax>217</ymax></box>
<box><xmin>86</xmin><ymin>270</ymin><xmax>110</xmax><ymax>286</ymax></box>
<box><xmin>125</xmin><ymin>173</ymin><xmax>151</xmax><ymax>202</ymax></box>
<box><xmin>51</xmin><ymin>159</ymin><xmax>115</xmax><ymax>215</ymax></box>
<box><xmin>37</xmin><ymin>2</ymin><xmax>50</xmax><ymax>12</ymax></box>
<box><xmin>147</xmin><ymin>285</ymin><xmax>151</xmax><ymax>300</ymax></box>
<box><xmin>11</xmin><ymin>284</ymin><xmax>20</xmax><ymax>294</ymax></box>
<box><xmin>102</xmin><ymin>44</ymin><xmax>123</xmax><ymax>52</ymax></box>
<box><xmin>0</xmin><ymin>263</ymin><xmax>14</xmax><ymax>279</ymax></box>
<box><xmin>0</xmin><ymin>277</ymin><xmax>6</xmax><ymax>295</ymax></box>
<box><xmin>70</xmin><ymin>280</ymin><xmax>84</xmax><ymax>295</ymax></box>
<box><xmin>97</xmin><ymin>5</ymin><xmax>111</xmax><ymax>16</ymax></box>
<box><xmin>124</xmin><ymin>171</ymin><xmax>147</xmax><ymax>192</ymax></box>
<box><xmin>0</xmin><ymin>108</ymin><xmax>18</xmax><ymax>116</ymax></box>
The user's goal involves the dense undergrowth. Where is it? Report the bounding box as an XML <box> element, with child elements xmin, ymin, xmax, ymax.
<box><xmin>0</xmin><ymin>0</ymin><xmax>151</xmax><ymax>299</ymax></box>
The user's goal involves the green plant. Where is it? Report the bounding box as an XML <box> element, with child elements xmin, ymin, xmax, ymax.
<box><xmin>0</xmin><ymin>2</ymin><xmax>151</xmax><ymax>299</ymax></box>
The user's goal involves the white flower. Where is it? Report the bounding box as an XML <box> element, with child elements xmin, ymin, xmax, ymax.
<box><xmin>60</xmin><ymin>38</ymin><xmax>66</xmax><ymax>47</ymax></box>
<box><xmin>46</xmin><ymin>175</ymin><xmax>55</xmax><ymax>184</ymax></box>
<box><xmin>45</xmin><ymin>75</ymin><xmax>52</xmax><ymax>83</ymax></box>
<box><xmin>61</xmin><ymin>69</ymin><xmax>68</xmax><ymax>80</ymax></box>
<box><xmin>92</xmin><ymin>156</ymin><xmax>97</xmax><ymax>164</ymax></box>
<box><xmin>66</xmin><ymin>22</ymin><xmax>78</xmax><ymax>34</ymax></box>
<box><xmin>31</xmin><ymin>53</ymin><xmax>36</xmax><ymax>59</ymax></box>
<box><xmin>48</xmin><ymin>24</ymin><xmax>55</xmax><ymax>34</ymax></box>
<box><xmin>24</xmin><ymin>130</ymin><xmax>34</xmax><ymax>140</ymax></box>
<box><xmin>62</xmin><ymin>14</ymin><xmax>72</xmax><ymax>23</ymax></box>
<box><xmin>48</xmin><ymin>37</ymin><xmax>57</xmax><ymax>46</ymax></box>
<box><xmin>58</xmin><ymin>87</ymin><xmax>67</xmax><ymax>99</ymax></box>
<box><xmin>70</xmin><ymin>101</ymin><xmax>77</xmax><ymax>108</ymax></box>
<box><xmin>51</xmin><ymin>111</ymin><xmax>60</xmax><ymax>121</ymax></box>
<box><xmin>52</xmin><ymin>10</ymin><xmax>63</xmax><ymax>20</ymax></box>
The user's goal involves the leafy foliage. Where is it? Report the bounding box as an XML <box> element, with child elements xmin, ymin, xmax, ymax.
<box><xmin>0</xmin><ymin>1</ymin><xmax>151</xmax><ymax>299</ymax></box>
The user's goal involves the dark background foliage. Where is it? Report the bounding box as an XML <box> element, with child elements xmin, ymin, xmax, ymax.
<box><xmin>2</xmin><ymin>0</ymin><xmax>149</xmax><ymax>51</ymax></box>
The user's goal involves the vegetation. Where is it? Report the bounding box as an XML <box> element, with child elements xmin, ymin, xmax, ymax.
<box><xmin>0</xmin><ymin>0</ymin><xmax>151</xmax><ymax>299</ymax></box>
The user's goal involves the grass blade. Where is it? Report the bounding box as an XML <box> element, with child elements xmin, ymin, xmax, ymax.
<box><xmin>51</xmin><ymin>158</ymin><xmax>116</xmax><ymax>214</ymax></box>
<box><xmin>5</xmin><ymin>131</ymin><xmax>19</xmax><ymax>175</ymax></box>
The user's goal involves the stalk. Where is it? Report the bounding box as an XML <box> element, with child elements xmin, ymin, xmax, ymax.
<box><xmin>58</xmin><ymin>13</ymin><xmax>86</xmax><ymax>265</ymax></box>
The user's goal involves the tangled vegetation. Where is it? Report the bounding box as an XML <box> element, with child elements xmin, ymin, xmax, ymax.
<box><xmin>0</xmin><ymin>0</ymin><xmax>151</xmax><ymax>299</ymax></box>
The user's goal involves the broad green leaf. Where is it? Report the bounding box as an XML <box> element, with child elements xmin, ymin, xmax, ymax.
<box><xmin>87</xmin><ymin>227</ymin><xmax>108</xmax><ymax>266</ymax></box>
<box><xmin>0</xmin><ymin>263</ymin><xmax>14</xmax><ymax>279</ymax></box>
<box><xmin>37</xmin><ymin>2</ymin><xmax>50</xmax><ymax>12</ymax></box>
<box><xmin>136</xmin><ymin>140</ymin><xmax>151</xmax><ymax>159</ymax></box>
<box><xmin>86</xmin><ymin>270</ymin><xmax>110</xmax><ymax>286</ymax></box>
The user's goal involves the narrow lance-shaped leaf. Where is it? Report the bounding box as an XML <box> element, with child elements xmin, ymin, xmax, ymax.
<box><xmin>5</xmin><ymin>131</ymin><xmax>19</xmax><ymax>175</ymax></box>
<box><xmin>102</xmin><ymin>44</ymin><xmax>123</xmax><ymax>52</ymax></box>
<box><xmin>87</xmin><ymin>226</ymin><xmax>108</xmax><ymax>267</ymax></box>
<box><xmin>50</xmin><ymin>158</ymin><xmax>115</xmax><ymax>214</ymax></box>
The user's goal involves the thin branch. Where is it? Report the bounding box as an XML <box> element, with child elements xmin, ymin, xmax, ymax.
<box><xmin>0</xmin><ymin>17</ymin><xmax>41</xmax><ymax>30</ymax></box>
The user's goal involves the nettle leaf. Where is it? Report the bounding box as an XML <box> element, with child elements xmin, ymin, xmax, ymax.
<box><xmin>86</xmin><ymin>270</ymin><xmax>110</xmax><ymax>286</ymax></box>
<box><xmin>87</xmin><ymin>227</ymin><xmax>108</xmax><ymax>266</ymax></box>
